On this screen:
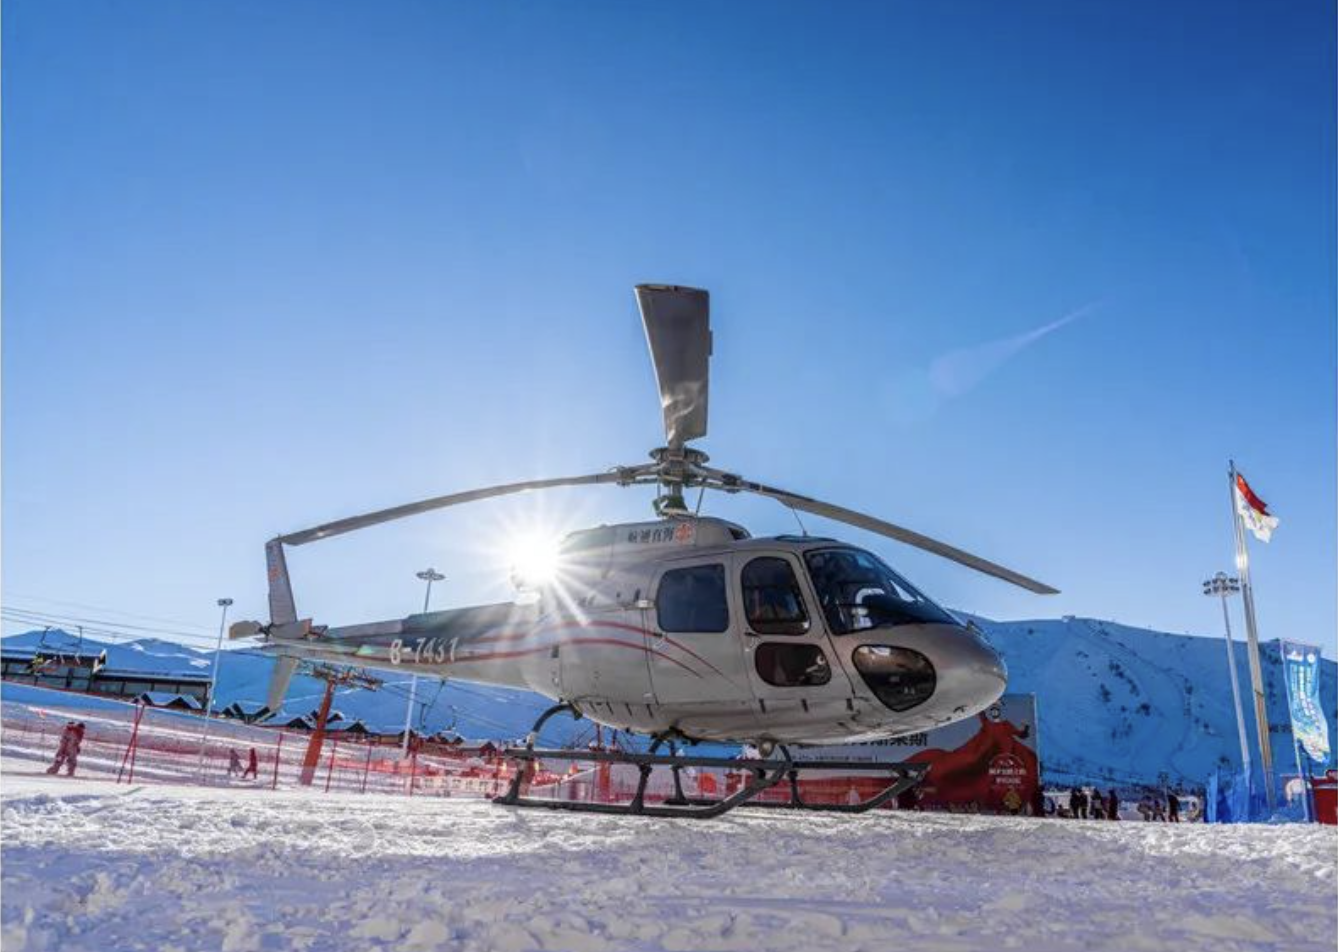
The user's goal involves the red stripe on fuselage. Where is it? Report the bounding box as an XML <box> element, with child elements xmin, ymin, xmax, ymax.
<box><xmin>468</xmin><ymin>619</ymin><xmax>731</xmax><ymax>680</ymax></box>
<box><xmin>446</xmin><ymin>636</ymin><xmax>704</xmax><ymax>679</ymax></box>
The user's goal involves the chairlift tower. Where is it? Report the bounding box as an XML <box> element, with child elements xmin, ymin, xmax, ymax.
<box><xmin>298</xmin><ymin>663</ymin><xmax>382</xmax><ymax>786</ymax></box>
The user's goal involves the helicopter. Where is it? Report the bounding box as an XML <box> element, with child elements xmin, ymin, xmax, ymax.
<box><xmin>232</xmin><ymin>284</ymin><xmax>1057</xmax><ymax>818</ymax></box>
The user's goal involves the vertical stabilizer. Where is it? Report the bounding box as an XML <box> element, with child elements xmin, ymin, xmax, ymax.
<box><xmin>266</xmin><ymin>538</ymin><xmax>298</xmax><ymax>624</ymax></box>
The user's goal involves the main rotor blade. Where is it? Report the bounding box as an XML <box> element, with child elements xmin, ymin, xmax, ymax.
<box><xmin>277</xmin><ymin>471</ymin><xmax>643</xmax><ymax>547</ymax></box>
<box><xmin>636</xmin><ymin>284</ymin><xmax>711</xmax><ymax>449</ymax></box>
<box><xmin>699</xmin><ymin>468</ymin><xmax>1058</xmax><ymax>594</ymax></box>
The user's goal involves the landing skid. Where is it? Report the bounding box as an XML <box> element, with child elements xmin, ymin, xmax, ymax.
<box><xmin>493</xmin><ymin>746</ymin><xmax>927</xmax><ymax>819</ymax></box>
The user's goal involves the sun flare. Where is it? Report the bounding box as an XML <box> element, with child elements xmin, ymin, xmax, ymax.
<box><xmin>505</xmin><ymin>530</ymin><xmax>564</xmax><ymax>589</ymax></box>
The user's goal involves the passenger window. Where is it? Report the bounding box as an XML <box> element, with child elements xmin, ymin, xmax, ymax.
<box><xmin>755</xmin><ymin>643</ymin><xmax>831</xmax><ymax>687</ymax></box>
<box><xmin>742</xmin><ymin>557</ymin><xmax>809</xmax><ymax>635</ymax></box>
<box><xmin>656</xmin><ymin>564</ymin><xmax>729</xmax><ymax>633</ymax></box>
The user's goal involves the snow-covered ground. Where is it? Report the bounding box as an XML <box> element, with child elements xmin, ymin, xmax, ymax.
<box><xmin>2</xmin><ymin>769</ymin><xmax>1333</xmax><ymax>952</ymax></box>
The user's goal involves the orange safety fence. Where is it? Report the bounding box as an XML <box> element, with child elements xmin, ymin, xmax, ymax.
<box><xmin>0</xmin><ymin>698</ymin><xmax>515</xmax><ymax>799</ymax></box>
<box><xmin>2</xmin><ymin>697</ymin><xmax>893</xmax><ymax>808</ymax></box>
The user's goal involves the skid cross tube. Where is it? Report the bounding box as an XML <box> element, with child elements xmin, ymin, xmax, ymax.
<box><xmin>492</xmin><ymin>746</ymin><xmax>928</xmax><ymax>819</ymax></box>
<box><xmin>495</xmin><ymin>747</ymin><xmax>792</xmax><ymax>819</ymax></box>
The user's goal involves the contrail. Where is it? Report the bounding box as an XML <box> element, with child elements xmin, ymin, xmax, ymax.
<box><xmin>928</xmin><ymin>302</ymin><xmax>1100</xmax><ymax>399</ymax></box>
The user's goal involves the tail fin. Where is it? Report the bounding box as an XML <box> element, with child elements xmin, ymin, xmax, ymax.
<box><xmin>265</xmin><ymin>539</ymin><xmax>298</xmax><ymax>624</ymax></box>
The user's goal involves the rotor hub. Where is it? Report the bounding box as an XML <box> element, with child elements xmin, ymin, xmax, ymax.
<box><xmin>648</xmin><ymin>446</ymin><xmax>709</xmax><ymax>484</ymax></box>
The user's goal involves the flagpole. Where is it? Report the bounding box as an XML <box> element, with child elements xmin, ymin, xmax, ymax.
<box><xmin>1229</xmin><ymin>459</ymin><xmax>1276</xmax><ymax>809</ymax></box>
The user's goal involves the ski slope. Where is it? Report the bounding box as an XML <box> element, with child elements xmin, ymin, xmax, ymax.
<box><xmin>2</xmin><ymin>771</ymin><xmax>1333</xmax><ymax>952</ymax></box>
<box><xmin>979</xmin><ymin>616</ymin><xmax>1338</xmax><ymax>787</ymax></box>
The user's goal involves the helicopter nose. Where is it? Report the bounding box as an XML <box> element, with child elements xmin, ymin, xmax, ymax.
<box><xmin>849</xmin><ymin>623</ymin><xmax>1006</xmax><ymax>723</ymax></box>
<box><xmin>934</xmin><ymin>625</ymin><xmax>1007</xmax><ymax>717</ymax></box>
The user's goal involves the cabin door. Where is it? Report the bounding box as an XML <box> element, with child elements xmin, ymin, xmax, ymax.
<box><xmin>732</xmin><ymin>551</ymin><xmax>854</xmax><ymax>732</ymax></box>
<box><xmin>643</xmin><ymin>558</ymin><xmax>755</xmax><ymax>718</ymax></box>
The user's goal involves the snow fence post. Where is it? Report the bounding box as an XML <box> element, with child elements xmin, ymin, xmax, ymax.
<box><xmin>117</xmin><ymin>702</ymin><xmax>145</xmax><ymax>784</ymax></box>
<box><xmin>272</xmin><ymin>731</ymin><xmax>284</xmax><ymax>791</ymax></box>
<box><xmin>361</xmin><ymin>743</ymin><xmax>373</xmax><ymax>794</ymax></box>
<box><xmin>324</xmin><ymin>738</ymin><xmax>338</xmax><ymax>793</ymax></box>
<box><xmin>127</xmin><ymin>712</ymin><xmax>144</xmax><ymax>784</ymax></box>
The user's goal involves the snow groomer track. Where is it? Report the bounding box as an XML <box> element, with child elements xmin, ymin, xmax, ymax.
<box><xmin>1</xmin><ymin>772</ymin><xmax>1333</xmax><ymax>952</ymax></box>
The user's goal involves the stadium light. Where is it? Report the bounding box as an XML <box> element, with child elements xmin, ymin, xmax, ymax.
<box><xmin>403</xmin><ymin>569</ymin><xmax>445</xmax><ymax>753</ymax></box>
<box><xmin>1203</xmin><ymin>573</ymin><xmax>1250</xmax><ymax>776</ymax></box>
<box><xmin>195</xmin><ymin>597</ymin><xmax>234</xmax><ymax>780</ymax></box>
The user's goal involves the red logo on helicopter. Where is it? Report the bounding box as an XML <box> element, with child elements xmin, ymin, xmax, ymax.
<box><xmin>673</xmin><ymin>523</ymin><xmax>695</xmax><ymax>543</ymax></box>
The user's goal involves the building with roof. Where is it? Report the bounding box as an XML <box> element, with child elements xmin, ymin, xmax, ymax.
<box><xmin>220</xmin><ymin>701</ymin><xmax>272</xmax><ymax>723</ymax></box>
<box><xmin>1</xmin><ymin>645</ymin><xmax>213</xmax><ymax>710</ymax></box>
<box><xmin>136</xmin><ymin>691</ymin><xmax>204</xmax><ymax>712</ymax></box>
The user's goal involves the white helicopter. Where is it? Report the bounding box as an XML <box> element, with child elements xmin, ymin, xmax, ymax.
<box><xmin>234</xmin><ymin>284</ymin><xmax>1057</xmax><ymax>817</ymax></box>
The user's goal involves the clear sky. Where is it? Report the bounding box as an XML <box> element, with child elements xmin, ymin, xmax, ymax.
<box><xmin>4</xmin><ymin>1</ymin><xmax>1335</xmax><ymax>657</ymax></box>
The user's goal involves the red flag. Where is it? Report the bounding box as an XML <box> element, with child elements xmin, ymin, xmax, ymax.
<box><xmin>1235</xmin><ymin>473</ymin><xmax>1279</xmax><ymax>542</ymax></box>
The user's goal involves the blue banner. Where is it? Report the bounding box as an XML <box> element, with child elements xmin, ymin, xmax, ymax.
<box><xmin>1282</xmin><ymin>642</ymin><xmax>1331</xmax><ymax>768</ymax></box>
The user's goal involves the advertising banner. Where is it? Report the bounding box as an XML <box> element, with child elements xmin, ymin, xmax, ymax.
<box><xmin>800</xmin><ymin>694</ymin><xmax>1041</xmax><ymax>814</ymax></box>
<box><xmin>1282</xmin><ymin>642</ymin><xmax>1331</xmax><ymax>768</ymax></box>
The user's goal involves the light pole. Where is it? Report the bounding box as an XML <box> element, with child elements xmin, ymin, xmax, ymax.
<box><xmin>1203</xmin><ymin>573</ymin><xmax>1251</xmax><ymax>780</ymax></box>
<box><xmin>403</xmin><ymin>569</ymin><xmax>444</xmax><ymax>753</ymax></box>
<box><xmin>196</xmin><ymin>597</ymin><xmax>233</xmax><ymax>780</ymax></box>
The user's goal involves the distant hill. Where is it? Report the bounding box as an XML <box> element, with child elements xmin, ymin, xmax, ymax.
<box><xmin>4</xmin><ymin>617</ymin><xmax>1333</xmax><ymax>787</ymax></box>
<box><xmin>972</xmin><ymin>616</ymin><xmax>1336</xmax><ymax>788</ymax></box>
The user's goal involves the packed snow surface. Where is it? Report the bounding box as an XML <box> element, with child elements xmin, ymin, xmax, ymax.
<box><xmin>2</xmin><ymin>771</ymin><xmax>1333</xmax><ymax>952</ymax></box>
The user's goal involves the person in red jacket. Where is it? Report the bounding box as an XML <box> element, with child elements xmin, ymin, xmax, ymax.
<box><xmin>46</xmin><ymin>721</ymin><xmax>86</xmax><ymax>777</ymax></box>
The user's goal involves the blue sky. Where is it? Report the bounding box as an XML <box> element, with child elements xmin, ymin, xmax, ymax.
<box><xmin>4</xmin><ymin>1</ymin><xmax>1335</xmax><ymax>657</ymax></box>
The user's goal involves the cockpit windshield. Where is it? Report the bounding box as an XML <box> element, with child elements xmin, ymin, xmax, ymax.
<box><xmin>803</xmin><ymin>548</ymin><xmax>957</xmax><ymax>633</ymax></box>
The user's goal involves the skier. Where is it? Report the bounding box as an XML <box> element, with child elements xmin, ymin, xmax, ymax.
<box><xmin>1152</xmin><ymin>797</ymin><xmax>1167</xmax><ymax>821</ymax></box>
<box><xmin>1137</xmin><ymin>794</ymin><xmax>1152</xmax><ymax>821</ymax></box>
<box><xmin>1107</xmin><ymin>788</ymin><xmax>1120</xmax><ymax>820</ymax></box>
<box><xmin>46</xmin><ymin>721</ymin><xmax>85</xmax><ymax>777</ymax></box>
<box><xmin>227</xmin><ymin>749</ymin><xmax>244</xmax><ymax>777</ymax></box>
<box><xmin>1068</xmin><ymin>786</ymin><xmax>1082</xmax><ymax>819</ymax></box>
<box><xmin>1090</xmin><ymin>789</ymin><xmax>1105</xmax><ymax>820</ymax></box>
<box><xmin>45</xmin><ymin>721</ymin><xmax>74</xmax><ymax>775</ymax></box>
<box><xmin>1167</xmin><ymin>791</ymin><xmax>1180</xmax><ymax>823</ymax></box>
<box><xmin>242</xmin><ymin>747</ymin><xmax>259</xmax><ymax>780</ymax></box>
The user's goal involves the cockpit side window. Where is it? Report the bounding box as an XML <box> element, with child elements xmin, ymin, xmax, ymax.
<box><xmin>803</xmin><ymin>548</ymin><xmax>956</xmax><ymax>634</ymax></box>
<box><xmin>656</xmin><ymin>564</ymin><xmax>729</xmax><ymax>633</ymax></box>
<box><xmin>741</xmin><ymin>557</ymin><xmax>810</xmax><ymax>635</ymax></box>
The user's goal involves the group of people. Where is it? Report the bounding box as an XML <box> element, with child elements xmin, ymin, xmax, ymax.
<box><xmin>1067</xmin><ymin>786</ymin><xmax>1120</xmax><ymax>819</ymax></box>
<box><xmin>1136</xmin><ymin>791</ymin><xmax>1182</xmax><ymax>822</ymax></box>
<box><xmin>46</xmin><ymin>720</ymin><xmax>87</xmax><ymax>776</ymax></box>
<box><xmin>1065</xmin><ymin>786</ymin><xmax>1184</xmax><ymax>821</ymax></box>
<box><xmin>227</xmin><ymin>747</ymin><xmax>261</xmax><ymax>780</ymax></box>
